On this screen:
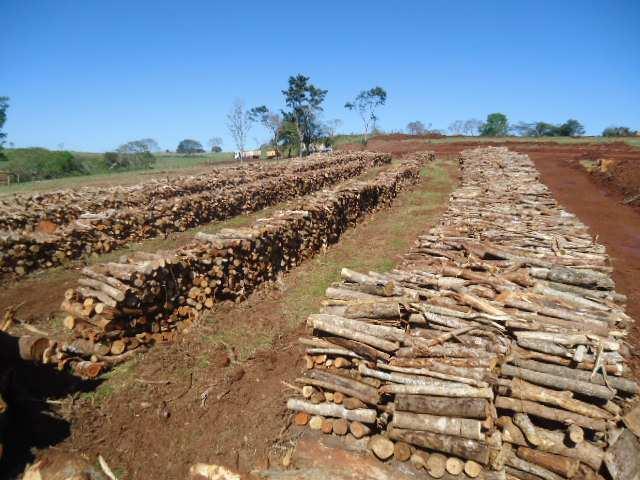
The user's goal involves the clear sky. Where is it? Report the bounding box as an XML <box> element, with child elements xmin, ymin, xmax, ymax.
<box><xmin>2</xmin><ymin>0</ymin><xmax>639</xmax><ymax>152</ymax></box>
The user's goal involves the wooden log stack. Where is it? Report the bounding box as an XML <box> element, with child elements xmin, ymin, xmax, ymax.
<box><xmin>0</xmin><ymin>151</ymin><xmax>392</xmax><ymax>278</ymax></box>
<box><xmin>286</xmin><ymin>147</ymin><xmax>639</xmax><ymax>480</ymax></box>
<box><xmin>35</xmin><ymin>153</ymin><xmax>430</xmax><ymax>375</ymax></box>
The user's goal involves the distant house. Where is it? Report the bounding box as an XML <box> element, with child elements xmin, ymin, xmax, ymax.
<box><xmin>234</xmin><ymin>150</ymin><xmax>261</xmax><ymax>160</ymax></box>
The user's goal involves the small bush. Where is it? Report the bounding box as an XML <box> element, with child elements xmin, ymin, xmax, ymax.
<box><xmin>4</xmin><ymin>148</ymin><xmax>88</xmax><ymax>182</ymax></box>
<box><xmin>103</xmin><ymin>151</ymin><xmax>156</xmax><ymax>170</ymax></box>
<box><xmin>602</xmin><ymin>126</ymin><xmax>637</xmax><ymax>137</ymax></box>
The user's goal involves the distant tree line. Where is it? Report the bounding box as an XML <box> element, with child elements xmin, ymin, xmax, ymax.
<box><xmin>602</xmin><ymin>126</ymin><xmax>638</xmax><ymax>137</ymax></box>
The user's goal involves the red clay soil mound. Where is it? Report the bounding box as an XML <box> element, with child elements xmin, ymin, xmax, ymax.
<box><xmin>589</xmin><ymin>157</ymin><xmax>640</xmax><ymax>206</ymax></box>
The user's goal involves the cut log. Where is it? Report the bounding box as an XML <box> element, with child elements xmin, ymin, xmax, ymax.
<box><xmin>299</xmin><ymin>369</ymin><xmax>379</xmax><ymax>405</ymax></box>
<box><xmin>392</xmin><ymin>411</ymin><xmax>484</xmax><ymax>441</ymax></box>
<box><xmin>388</xmin><ymin>427</ymin><xmax>491</xmax><ymax>464</ymax></box>
<box><xmin>496</xmin><ymin>396</ymin><xmax>608</xmax><ymax>431</ymax></box>
<box><xmin>510</xmin><ymin>358</ymin><xmax>638</xmax><ymax>395</ymax></box>
<box><xmin>349</xmin><ymin>421</ymin><xmax>370</xmax><ymax>439</ymax></box>
<box><xmin>516</xmin><ymin>446</ymin><xmax>580</xmax><ymax>478</ymax></box>
<box><xmin>394</xmin><ymin>394</ymin><xmax>490</xmax><ymax>419</ymax></box>
<box><xmin>506</xmin><ymin>454</ymin><xmax>565</xmax><ymax>480</ymax></box>
<box><xmin>505</xmin><ymin>377</ymin><xmax>612</xmax><ymax>420</ymax></box>
<box><xmin>368</xmin><ymin>435</ymin><xmax>394</xmax><ymax>460</ymax></box>
<box><xmin>393</xmin><ymin>442</ymin><xmax>412</xmax><ymax>462</ymax></box>
<box><xmin>381</xmin><ymin>382</ymin><xmax>494</xmax><ymax>399</ymax></box>
<box><xmin>464</xmin><ymin>460</ymin><xmax>483</xmax><ymax>478</ymax></box>
<box><xmin>307</xmin><ymin>314</ymin><xmax>400</xmax><ymax>352</ymax></box>
<box><xmin>445</xmin><ymin>457</ymin><xmax>464</xmax><ymax>475</ymax></box>
<box><xmin>286</xmin><ymin>398</ymin><xmax>376</xmax><ymax>424</ymax></box>
<box><xmin>500</xmin><ymin>364</ymin><xmax>616</xmax><ymax>400</ymax></box>
<box><xmin>426</xmin><ymin>453</ymin><xmax>447</xmax><ymax>478</ymax></box>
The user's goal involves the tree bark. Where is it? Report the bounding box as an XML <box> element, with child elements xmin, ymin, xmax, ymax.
<box><xmin>388</xmin><ymin>427</ymin><xmax>491</xmax><ymax>465</ymax></box>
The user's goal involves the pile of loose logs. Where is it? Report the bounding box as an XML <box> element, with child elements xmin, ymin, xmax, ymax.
<box><xmin>286</xmin><ymin>147</ymin><xmax>640</xmax><ymax>480</ymax></box>
<box><xmin>32</xmin><ymin>153</ymin><xmax>431</xmax><ymax>376</ymax></box>
<box><xmin>0</xmin><ymin>151</ymin><xmax>391</xmax><ymax>278</ymax></box>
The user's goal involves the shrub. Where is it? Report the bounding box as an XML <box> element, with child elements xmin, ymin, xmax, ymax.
<box><xmin>602</xmin><ymin>126</ymin><xmax>637</xmax><ymax>137</ymax></box>
<box><xmin>4</xmin><ymin>148</ymin><xmax>87</xmax><ymax>182</ymax></box>
<box><xmin>177</xmin><ymin>139</ymin><xmax>205</xmax><ymax>154</ymax></box>
<box><xmin>104</xmin><ymin>151</ymin><xmax>156</xmax><ymax>170</ymax></box>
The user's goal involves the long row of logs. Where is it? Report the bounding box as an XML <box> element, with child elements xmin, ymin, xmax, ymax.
<box><xmin>20</xmin><ymin>153</ymin><xmax>430</xmax><ymax>376</ymax></box>
<box><xmin>0</xmin><ymin>152</ymin><xmax>362</xmax><ymax>231</ymax></box>
<box><xmin>285</xmin><ymin>147</ymin><xmax>639</xmax><ymax>480</ymax></box>
<box><xmin>0</xmin><ymin>151</ymin><xmax>392</xmax><ymax>278</ymax></box>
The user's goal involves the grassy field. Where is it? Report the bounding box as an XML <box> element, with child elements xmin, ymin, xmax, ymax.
<box><xmin>0</xmin><ymin>151</ymin><xmax>235</xmax><ymax>195</ymax></box>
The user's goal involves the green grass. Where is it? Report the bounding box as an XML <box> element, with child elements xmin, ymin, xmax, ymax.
<box><xmin>81</xmin><ymin>360</ymin><xmax>139</xmax><ymax>405</ymax></box>
<box><xmin>0</xmin><ymin>150</ymin><xmax>234</xmax><ymax>195</ymax></box>
<box><xmin>192</xmin><ymin>159</ymin><xmax>456</xmax><ymax>362</ymax></box>
<box><xmin>332</xmin><ymin>134</ymin><xmax>365</xmax><ymax>147</ymax></box>
<box><xmin>280</xmin><ymin>159</ymin><xmax>455</xmax><ymax>326</ymax></box>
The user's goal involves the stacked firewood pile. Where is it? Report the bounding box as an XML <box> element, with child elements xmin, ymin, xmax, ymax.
<box><xmin>25</xmin><ymin>153</ymin><xmax>430</xmax><ymax>376</ymax></box>
<box><xmin>0</xmin><ymin>153</ymin><xmax>364</xmax><ymax>231</ymax></box>
<box><xmin>0</xmin><ymin>151</ymin><xmax>391</xmax><ymax>278</ymax></box>
<box><xmin>286</xmin><ymin>147</ymin><xmax>639</xmax><ymax>480</ymax></box>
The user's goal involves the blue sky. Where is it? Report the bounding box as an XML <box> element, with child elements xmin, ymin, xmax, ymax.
<box><xmin>1</xmin><ymin>0</ymin><xmax>639</xmax><ymax>152</ymax></box>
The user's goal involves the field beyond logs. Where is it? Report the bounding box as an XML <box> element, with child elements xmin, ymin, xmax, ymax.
<box><xmin>1</xmin><ymin>138</ymin><xmax>640</xmax><ymax>479</ymax></box>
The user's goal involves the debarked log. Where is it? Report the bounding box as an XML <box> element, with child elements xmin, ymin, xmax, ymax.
<box><xmin>500</xmin><ymin>364</ymin><xmax>615</xmax><ymax>400</ymax></box>
<box><xmin>509</xmin><ymin>358</ymin><xmax>638</xmax><ymax>395</ymax></box>
<box><xmin>504</xmin><ymin>377</ymin><xmax>612</xmax><ymax>420</ymax></box>
<box><xmin>392</xmin><ymin>411</ymin><xmax>485</xmax><ymax>441</ymax></box>
<box><xmin>286</xmin><ymin>398</ymin><xmax>376</xmax><ymax>424</ymax></box>
<box><xmin>380</xmin><ymin>382</ymin><xmax>494</xmax><ymax>399</ymax></box>
<box><xmin>299</xmin><ymin>369</ymin><xmax>379</xmax><ymax>405</ymax></box>
<box><xmin>307</xmin><ymin>314</ymin><xmax>400</xmax><ymax>352</ymax></box>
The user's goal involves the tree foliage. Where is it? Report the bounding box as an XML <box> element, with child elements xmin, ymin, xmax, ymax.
<box><xmin>227</xmin><ymin>99</ymin><xmax>253</xmax><ymax>158</ymax></box>
<box><xmin>250</xmin><ymin>105</ymin><xmax>283</xmax><ymax>156</ymax></box>
<box><xmin>480</xmin><ymin>113</ymin><xmax>509</xmax><ymax>137</ymax></box>
<box><xmin>0</xmin><ymin>96</ymin><xmax>9</xmax><ymax>161</ymax></box>
<box><xmin>177</xmin><ymin>139</ymin><xmax>205</xmax><ymax>154</ymax></box>
<box><xmin>407</xmin><ymin>121</ymin><xmax>426</xmax><ymax>135</ymax></box>
<box><xmin>462</xmin><ymin>119</ymin><xmax>483</xmax><ymax>136</ymax></box>
<box><xmin>104</xmin><ymin>151</ymin><xmax>156</xmax><ymax>170</ymax></box>
<box><xmin>282</xmin><ymin>74</ymin><xmax>328</xmax><ymax>156</ymax></box>
<box><xmin>345</xmin><ymin>86</ymin><xmax>387</xmax><ymax>144</ymax></box>
<box><xmin>602</xmin><ymin>126</ymin><xmax>637</xmax><ymax>137</ymax></box>
<box><xmin>116</xmin><ymin>138</ymin><xmax>159</xmax><ymax>154</ymax></box>
<box><xmin>511</xmin><ymin>119</ymin><xmax>585</xmax><ymax>137</ymax></box>
<box><xmin>208</xmin><ymin>137</ymin><xmax>223</xmax><ymax>152</ymax></box>
<box><xmin>324</xmin><ymin>119</ymin><xmax>342</xmax><ymax>138</ymax></box>
<box><xmin>278</xmin><ymin>120</ymin><xmax>301</xmax><ymax>157</ymax></box>
<box><xmin>3</xmin><ymin>148</ymin><xmax>87</xmax><ymax>181</ymax></box>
